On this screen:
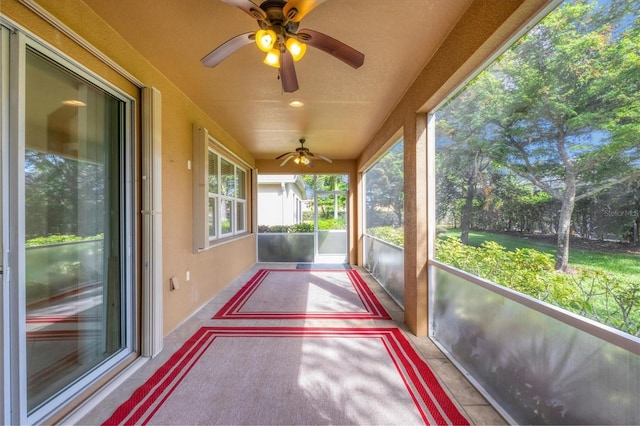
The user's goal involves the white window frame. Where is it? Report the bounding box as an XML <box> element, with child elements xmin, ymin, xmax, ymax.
<box><xmin>193</xmin><ymin>126</ymin><xmax>249</xmax><ymax>252</ymax></box>
<box><xmin>208</xmin><ymin>149</ymin><xmax>247</xmax><ymax>241</ymax></box>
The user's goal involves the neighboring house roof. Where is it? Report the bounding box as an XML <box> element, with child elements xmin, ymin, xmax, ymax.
<box><xmin>258</xmin><ymin>174</ymin><xmax>307</xmax><ymax>196</ymax></box>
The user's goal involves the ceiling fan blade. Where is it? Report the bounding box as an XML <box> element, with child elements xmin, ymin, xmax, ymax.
<box><xmin>283</xmin><ymin>0</ymin><xmax>326</xmax><ymax>23</ymax></box>
<box><xmin>275</xmin><ymin>151</ymin><xmax>295</xmax><ymax>160</ymax></box>
<box><xmin>201</xmin><ymin>32</ymin><xmax>255</xmax><ymax>68</ymax></box>
<box><xmin>280</xmin><ymin>155</ymin><xmax>295</xmax><ymax>166</ymax></box>
<box><xmin>314</xmin><ymin>153</ymin><xmax>333</xmax><ymax>163</ymax></box>
<box><xmin>279</xmin><ymin>50</ymin><xmax>299</xmax><ymax>93</ymax></box>
<box><xmin>298</xmin><ymin>29</ymin><xmax>364</xmax><ymax>69</ymax></box>
<box><xmin>221</xmin><ymin>0</ymin><xmax>267</xmax><ymax>21</ymax></box>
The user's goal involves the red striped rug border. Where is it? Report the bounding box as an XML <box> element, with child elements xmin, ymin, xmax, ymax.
<box><xmin>102</xmin><ymin>327</ymin><xmax>469</xmax><ymax>426</ymax></box>
<box><xmin>213</xmin><ymin>269</ymin><xmax>391</xmax><ymax>320</ymax></box>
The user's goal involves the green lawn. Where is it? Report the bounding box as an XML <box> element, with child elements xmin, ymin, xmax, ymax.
<box><xmin>440</xmin><ymin>230</ymin><xmax>640</xmax><ymax>282</ymax></box>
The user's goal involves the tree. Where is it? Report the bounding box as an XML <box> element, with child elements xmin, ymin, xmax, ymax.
<box><xmin>25</xmin><ymin>150</ymin><xmax>105</xmax><ymax>238</ymax></box>
<box><xmin>301</xmin><ymin>174</ymin><xmax>348</xmax><ymax>220</ymax></box>
<box><xmin>364</xmin><ymin>142</ymin><xmax>404</xmax><ymax>228</ymax></box>
<box><xmin>484</xmin><ymin>0</ymin><xmax>640</xmax><ymax>270</ymax></box>
<box><xmin>437</xmin><ymin>79</ymin><xmax>503</xmax><ymax>243</ymax></box>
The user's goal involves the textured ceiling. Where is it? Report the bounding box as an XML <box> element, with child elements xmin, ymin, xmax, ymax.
<box><xmin>83</xmin><ymin>0</ymin><xmax>474</xmax><ymax>160</ymax></box>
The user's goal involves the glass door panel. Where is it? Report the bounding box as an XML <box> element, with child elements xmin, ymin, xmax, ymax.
<box><xmin>24</xmin><ymin>48</ymin><xmax>124</xmax><ymax>412</ymax></box>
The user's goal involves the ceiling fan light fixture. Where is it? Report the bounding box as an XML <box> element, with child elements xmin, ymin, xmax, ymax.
<box><xmin>293</xmin><ymin>154</ymin><xmax>310</xmax><ymax>165</ymax></box>
<box><xmin>263</xmin><ymin>48</ymin><xmax>281</xmax><ymax>68</ymax></box>
<box><xmin>285</xmin><ymin>38</ymin><xmax>306</xmax><ymax>61</ymax></box>
<box><xmin>255</xmin><ymin>29</ymin><xmax>277</xmax><ymax>52</ymax></box>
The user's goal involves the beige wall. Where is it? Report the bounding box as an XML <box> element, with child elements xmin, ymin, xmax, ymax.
<box><xmin>3</xmin><ymin>0</ymin><xmax>257</xmax><ymax>335</ymax></box>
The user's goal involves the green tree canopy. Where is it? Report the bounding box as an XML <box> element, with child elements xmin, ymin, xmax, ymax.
<box><xmin>365</xmin><ymin>141</ymin><xmax>404</xmax><ymax>228</ymax></box>
<box><xmin>437</xmin><ymin>0</ymin><xmax>640</xmax><ymax>271</ymax></box>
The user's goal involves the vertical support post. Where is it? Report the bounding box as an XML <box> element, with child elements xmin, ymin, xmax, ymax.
<box><xmin>403</xmin><ymin>113</ymin><xmax>428</xmax><ymax>336</ymax></box>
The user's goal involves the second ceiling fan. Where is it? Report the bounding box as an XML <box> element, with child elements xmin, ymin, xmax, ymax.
<box><xmin>201</xmin><ymin>0</ymin><xmax>365</xmax><ymax>92</ymax></box>
<box><xmin>276</xmin><ymin>138</ymin><xmax>332</xmax><ymax>166</ymax></box>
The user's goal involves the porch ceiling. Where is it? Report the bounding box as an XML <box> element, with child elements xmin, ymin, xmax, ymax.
<box><xmin>83</xmin><ymin>0</ymin><xmax>473</xmax><ymax>161</ymax></box>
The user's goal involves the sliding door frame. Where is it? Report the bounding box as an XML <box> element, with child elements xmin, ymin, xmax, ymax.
<box><xmin>0</xmin><ymin>22</ymin><xmax>139</xmax><ymax>425</ymax></box>
<box><xmin>1</xmin><ymin>24</ymin><xmax>11</xmax><ymax>426</ymax></box>
<box><xmin>6</xmin><ymin>26</ymin><xmax>27</xmax><ymax>424</ymax></box>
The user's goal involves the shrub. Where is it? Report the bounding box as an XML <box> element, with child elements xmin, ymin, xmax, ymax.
<box><xmin>317</xmin><ymin>218</ymin><xmax>346</xmax><ymax>230</ymax></box>
<box><xmin>435</xmin><ymin>236</ymin><xmax>639</xmax><ymax>336</ymax></box>
<box><xmin>258</xmin><ymin>223</ymin><xmax>313</xmax><ymax>233</ymax></box>
<box><xmin>366</xmin><ymin>226</ymin><xmax>404</xmax><ymax>247</ymax></box>
<box><xmin>569</xmin><ymin>269</ymin><xmax>640</xmax><ymax>336</ymax></box>
<box><xmin>289</xmin><ymin>222</ymin><xmax>314</xmax><ymax>233</ymax></box>
<box><xmin>26</xmin><ymin>234</ymin><xmax>103</xmax><ymax>247</ymax></box>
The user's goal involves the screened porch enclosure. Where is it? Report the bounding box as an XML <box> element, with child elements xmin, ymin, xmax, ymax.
<box><xmin>257</xmin><ymin>174</ymin><xmax>348</xmax><ymax>264</ymax></box>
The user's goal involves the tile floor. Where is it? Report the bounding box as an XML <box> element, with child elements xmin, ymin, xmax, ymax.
<box><xmin>72</xmin><ymin>263</ymin><xmax>506</xmax><ymax>425</ymax></box>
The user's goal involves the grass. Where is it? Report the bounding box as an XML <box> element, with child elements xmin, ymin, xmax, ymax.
<box><xmin>440</xmin><ymin>230</ymin><xmax>640</xmax><ymax>282</ymax></box>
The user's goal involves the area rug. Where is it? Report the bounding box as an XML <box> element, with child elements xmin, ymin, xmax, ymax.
<box><xmin>213</xmin><ymin>269</ymin><xmax>390</xmax><ymax>320</ymax></box>
<box><xmin>102</xmin><ymin>327</ymin><xmax>470</xmax><ymax>426</ymax></box>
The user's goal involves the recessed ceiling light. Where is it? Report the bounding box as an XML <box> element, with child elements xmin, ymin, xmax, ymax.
<box><xmin>63</xmin><ymin>100</ymin><xmax>87</xmax><ymax>107</ymax></box>
<box><xmin>289</xmin><ymin>100</ymin><xmax>304</xmax><ymax>108</ymax></box>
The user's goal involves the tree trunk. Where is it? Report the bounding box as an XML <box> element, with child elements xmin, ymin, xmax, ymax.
<box><xmin>394</xmin><ymin>206</ymin><xmax>403</xmax><ymax>228</ymax></box>
<box><xmin>460</xmin><ymin>173</ymin><xmax>476</xmax><ymax>245</ymax></box>
<box><xmin>555</xmin><ymin>185</ymin><xmax>576</xmax><ymax>271</ymax></box>
<box><xmin>554</xmin><ymin>131</ymin><xmax>578</xmax><ymax>272</ymax></box>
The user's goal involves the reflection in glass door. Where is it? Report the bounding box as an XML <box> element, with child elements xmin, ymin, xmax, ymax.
<box><xmin>314</xmin><ymin>191</ymin><xmax>348</xmax><ymax>263</ymax></box>
<box><xmin>23</xmin><ymin>47</ymin><xmax>126</xmax><ymax>414</ymax></box>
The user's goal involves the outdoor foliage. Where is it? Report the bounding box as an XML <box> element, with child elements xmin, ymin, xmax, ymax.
<box><xmin>258</xmin><ymin>223</ymin><xmax>314</xmax><ymax>233</ymax></box>
<box><xmin>436</xmin><ymin>0</ymin><xmax>640</xmax><ymax>271</ymax></box>
<box><xmin>258</xmin><ymin>219</ymin><xmax>345</xmax><ymax>233</ymax></box>
<box><xmin>365</xmin><ymin>141</ymin><xmax>404</xmax><ymax>229</ymax></box>
<box><xmin>26</xmin><ymin>233</ymin><xmax>104</xmax><ymax>247</ymax></box>
<box><xmin>300</xmin><ymin>174</ymin><xmax>348</xmax><ymax>221</ymax></box>
<box><xmin>25</xmin><ymin>151</ymin><xmax>105</xmax><ymax>239</ymax></box>
<box><xmin>366</xmin><ymin>226</ymin><xmax>404</xmax><ymax>247</ymax></box>
<box><xmin>436</xmin><ymin>237</ymin><xmax>639</xmax><ymax>336</ymax></box>
<box><xmin>316</xmin><ymin>218</ymin><xmax>346</xmax><ymax>230</ymax></box>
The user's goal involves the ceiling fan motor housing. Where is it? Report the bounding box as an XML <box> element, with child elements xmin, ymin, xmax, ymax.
<box><xmin>261</xmin><ymin>0</ymin><xmax>289</xmax><ymax>24</ymax></box>
<box><xmin>257</xmin><ymin>0</ymin><xmax>300</xmax><ymax>37</ymax></box>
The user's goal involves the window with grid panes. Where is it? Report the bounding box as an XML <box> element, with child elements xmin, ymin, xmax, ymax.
<box><xmin>207</xmin><ymin>148</ymin><xmax>247</xmax><ymax>241</ymax></box>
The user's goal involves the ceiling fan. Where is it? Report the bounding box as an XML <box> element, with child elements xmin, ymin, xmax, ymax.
<box><xmin>201</xmin><ymin>0</ymin><xmax>365</xmax><ymax>92</ymax></box>
<box><xmin>276</xmin><ymin>138</ymin><xmax>332</xmax><ymax>166</ymax></box>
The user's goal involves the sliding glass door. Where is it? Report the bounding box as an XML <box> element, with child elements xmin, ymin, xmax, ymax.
<box><xmin>2</xmin><ymin>28</ymin><xmax>135</xmax><ymax>424</ymax></box>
